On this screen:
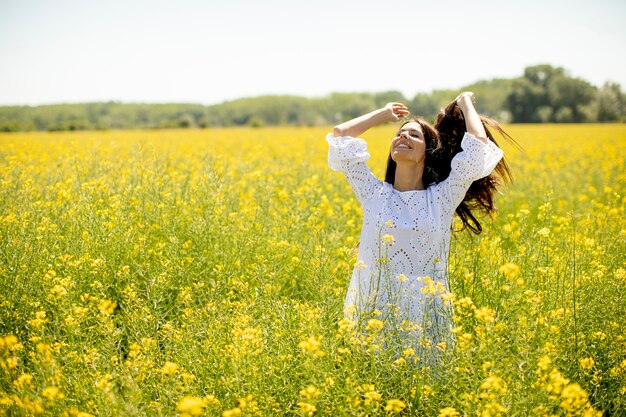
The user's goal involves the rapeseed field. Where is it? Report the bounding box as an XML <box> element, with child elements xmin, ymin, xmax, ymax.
<box><xmin>0</xmin><ymin>124</ymin><xmax>625</xmax><ymax>416</ymax></box>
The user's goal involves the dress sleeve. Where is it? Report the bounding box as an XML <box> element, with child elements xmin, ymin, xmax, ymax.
<box><xmin>326</xmin><ymin>133</ymin><xmax>382</xmax><ymax>205</ymax></box>
<box><xmin>439</xmin><ymin>132</ymin><xmax>504</xmax><ymax>211</ymax></box>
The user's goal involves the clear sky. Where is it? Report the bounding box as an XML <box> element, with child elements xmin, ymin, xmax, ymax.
<box><xmin>1</xmin><ymin>0</ymin><xmax>625</xmax><ymax>106</ymax></box>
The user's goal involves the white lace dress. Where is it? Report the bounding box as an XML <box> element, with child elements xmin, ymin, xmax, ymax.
<box><xmin>327</xmin><ymin>132</ymin><xmax>504</xmax><ymax>345</ymax></box>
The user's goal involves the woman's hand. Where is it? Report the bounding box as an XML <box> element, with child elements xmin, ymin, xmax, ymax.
<box><xmin>383</xmin><ymin>102</ymin><xmax>410</xmax><ymax>122</ymax></box>
<box><xmin>454</xmin><ymin>92</ymin><xmax>476</xmax><ymax>112</ymax></box>
<box><xmin>454</xmin><ymin>91</ymin><xmax>488</xmax><ymax>143</ymax></box>
<box><xmin>333</xmin><ymin>103</ymin><xmax>409</xmax><ymax>138</ymax></box>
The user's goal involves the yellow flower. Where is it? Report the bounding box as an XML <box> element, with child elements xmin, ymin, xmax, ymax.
<box><xmin>0</xmin><ymin>335</ymin><xmax>20</xmax><ymax>351</ymax></box>
<box><xmin>439</xmin><ymin>292</ymin><xmax>455</xmax><ymax>306</ymax></box>
<box><xmin>338</xmin><ymin>317</ymin><xmax>355</xmax><ymax>333</ymax></box>
<box><xmin>299</xmin><ymin>385</ymin><xmax>320</xmax><ymax>400</ymax></box>
<box><xmin>13</xmin><ymin>373</ymin><xmax>33</xmax><ymax>389</ymax></box>
<box><xmin>27</xmin><ymin>311</ymin><xmax>47</xmax><ymax>328</ymax></box>
<box><xmin>176</xmin><ymin>396</ymin><xmax>207</xmax><ymax>416</ymax></box>
<box><xmin>161</xmin><ymin>361</ymin><xmax>178</xmax><ymax>375</ymax></box>
<box><xmin>545</xmin><ymin>368</ymin><xmax>570</xmax><ymax>395</ymax></box>
<box><xmin>298</xmin><ymin>336</ymin><xmax>323</xmax><ymax>356</ymax></box>
<box><xmin>479</xmin><ymin>401</ymin><xmax>508</xmax><ymax>416</ymax></box>
<box><xmin>65</xmin><ymin>410</ymin><xmax>95</xmax><ymax>417</ymax></box>
<box><xmin>366</xmin><ymin>319</ymin><xmax>384</xmax><ymax>331</ymax></box>
<box><xmin>360</xmin><ymin>383</ymin><xmax>375</xmax><ymax>391</ymax></box>
<box><xmin>479</xmin><ymin>374</ymin><xmax>507</xmax><ymax>396</ymax></box>
<box><xmin>456</xmin><ymin>296</ymin><xmax>475</xmax><ymax>311</ymax></box>
<box><xmin>48</xmin><ymin>284</ymin><xmax>67</xmax><ymax>301</ymax></box>
<box><xmin>204</xmin><ymin>395</ymin><xmax>220</xmax><ymax>406</ymax></box>
<box><xmin>338</xmin><ymin>347</ymin><xmax>351</xmax><ymax>355</ymax></box>
<box><xmin>394</xmin><ymin>357</ymin><xmax>406</xmax><ymax>366</ymax></box>
<box><xmin>99</xmin><ymin>299</ymin><xmax>117</xmax><ymax>315</ymax></box>
<box><xmin>438</xmin><ymin>407</ymin><xmax>460</xmax><ymax>417</ymax></box>
<box><xmin>354</xmin><ymin>260</ymin><xmax>367</xmax><ymax>269</ymax></box>
<box><xmin>222</xmin><ymin>407</ymin><xmax>242</xmax><ymax>417</ymax></box>
<box><xmin>238</xmin><ymin>394</ymin><xmax>259</xmax><ymax>412</ymax></box>
<box><xmin>382</xmin><ymin>234</ymin><xmax>395</xmax><ymax>244</ymax></box>
<box><xmin>384</xmin><ymin>399</ymin><xmax>406</xmax><ymax>413</ymax></box>
<box><xmin>418</xmin><ymin>276</ymin><xmax>445</xmax><ymax>296</ymax></box>
<box><xmin>397</xmin><ymin>273</ymin><xmax>408</xmax><ymax>282</ymax></box>
<box><xmin>474</xmin><ymin>307</ymin><xmax>496</xmax><ymax>323</ymax></box>
<box><xmin>559</xmin><ymin>383</ymin><xmax>590</xmax><ymax>412</ymax></box>
<box><xmin>363</xmin><ymin>389</ymin><xmax>382</xmax><ymax>407</ymax></box>
<box><xmin>402</xmin><ymin>348</ymin><xmax>415</xmax><ymax>357</ymax></box>
<box><xmin>95</xmin><ymin>373</ymin><xmax>113</xmax><ymax>391</ymax></box>
<box><xmin>537</xmin><ymin>355</ymin><xmax>552</xmax><ymax>372</ymax></box>
<box><xmin>537</xmin><ymin>227</ymin><xmax>550</xmax><ymax>237</ymax></box>
<box><xmin>498</xmin><ymin>262</ymin><xmax>521</xmax><ymax>279</ymax></box>
<box><xmin>579</xmin><ymin>357</ymin><xmax>595</xmax><ymax>371</ymax></box>
<box><xmin>457</xmin><ymin>333</ymin><xmax>473</xmax><ymax>351</ymax></box>
<box><xmin>42</xmin><ymin>386</ymin><xmax>65</xmax><ymax>400</ymax></box>
<box><xmin>297</xmin><ymin>401</ymin><xmax>317</xmax><ymax>416</ymax></box>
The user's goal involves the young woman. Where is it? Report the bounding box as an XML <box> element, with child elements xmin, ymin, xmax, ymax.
<box><xmin>327</xmin><ymin>92</ymin><xmax>512</xmax><ymax>352</ymax></box>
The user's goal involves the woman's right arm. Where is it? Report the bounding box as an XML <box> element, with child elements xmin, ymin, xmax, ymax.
<box><xmin>327</xmin><ymin>103</ymin><xmax>409</xmax><ymax>205</ymax></box>
<box><xmin>333</xmin><ymin>103</ymin><xmax>409</xmax><ymax>138</ymax></box>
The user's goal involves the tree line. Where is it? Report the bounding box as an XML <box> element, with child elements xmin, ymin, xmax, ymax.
<box><xmin>0</xmin><ymin>64</ymin><xmax>623</xmax><ymax>132</ymax></box>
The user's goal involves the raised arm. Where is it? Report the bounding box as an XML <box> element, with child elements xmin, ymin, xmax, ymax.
<box><xmin>431</xmin><ymin>91</ymin><xmax>505</xmax><ymax>214</ymax></box>
<box><xmin>455</xmin><ymin>92</ymin><xmax>488</xmax><ymax>143</ymax></box>
<box><xmin>333</xmin><ymin>103</ymin><xmax>409</xmax><ymax>138</ymax></box>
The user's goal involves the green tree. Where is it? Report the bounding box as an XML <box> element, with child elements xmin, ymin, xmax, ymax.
<box><xmin>596</xmin><ymin>82</ymin><xmax>625</xmax><ymax>122</ymax></box>
<box><xmin>507</xmin><ymin>77</ymin><xmax>548</xmax><ymax>122</ymax></box>
<box><xmin>410</xmin><ymin>93</ymin><xmax>440</xmax><ymax>120</ymax></box>
<box><xmin>546</xmin><ymin>75</ymin><xmax>596</xmax><ymax>122</ymax></box>
<box><xmin>506</xmin><ymin>64</ymin><xmax>598</xmax><ymax>123</ymax></box>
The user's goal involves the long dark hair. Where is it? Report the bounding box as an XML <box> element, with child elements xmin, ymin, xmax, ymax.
<box><xmin>384</xmin><ymin>101</ymin><xmax>515</xmax><ymax>234</ymax></box>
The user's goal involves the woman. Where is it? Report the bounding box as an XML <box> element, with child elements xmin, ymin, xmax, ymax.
<box><xmin>327</xmin><ymin>92</ymin><xmax>511</xmax><ymax>352</ymax></box>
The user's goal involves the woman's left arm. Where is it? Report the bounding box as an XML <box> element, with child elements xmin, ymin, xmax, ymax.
<box><xmin>456</xmin><ymin>92</ymin><xmax>487</xmax><ymax>143</ymax></box>
<box><xmin>436</xmin><ymin>92</ymin><xmax>504</xmax><ymax>211</ymax></box>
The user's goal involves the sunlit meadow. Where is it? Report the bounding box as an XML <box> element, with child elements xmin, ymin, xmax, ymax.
<box><xmin>0</xmin><ymin>124</ymin><xmax>625</xmax><ymax>416</ymax></box>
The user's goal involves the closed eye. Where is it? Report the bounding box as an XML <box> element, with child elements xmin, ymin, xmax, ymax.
<box><xmin>398</xmin><ymin>132</ymin><xmax>420</xmax><ymax>138</ymax></box>
<box><xmin>397</xmin><ymin>130</ymin><xmax>420</xmax><ymax>136</ymax></box>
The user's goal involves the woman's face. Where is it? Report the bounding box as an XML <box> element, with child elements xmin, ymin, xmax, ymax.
<box><xmin>390</xmin><ymin>121</ymin><xmax>426</xmax><ymax>164</ymax></box>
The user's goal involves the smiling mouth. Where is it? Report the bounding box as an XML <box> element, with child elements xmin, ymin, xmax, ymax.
<box><xmin>395</xmin><ymin>141</ymin><xmax>412</xmax><ymax>150</ymax></box>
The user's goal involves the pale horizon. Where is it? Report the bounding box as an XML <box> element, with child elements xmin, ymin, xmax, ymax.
<box><xmin>1</xmin><ymin>0</ymin><xmax>625</xmax><ymax>107</ymax></box>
